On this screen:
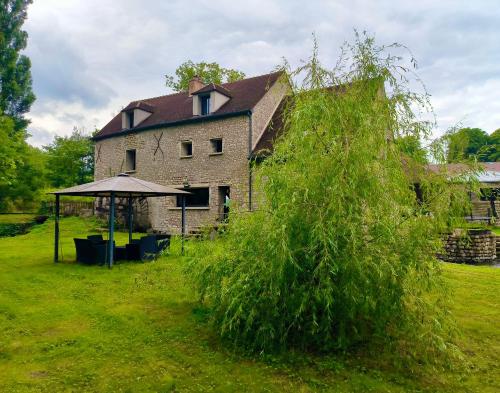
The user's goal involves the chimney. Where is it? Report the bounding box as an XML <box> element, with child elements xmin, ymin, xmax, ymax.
<box><xmin>188</xmin><ymin>75</ymin><xmax>204</xmax><ymax>96</ymax></box>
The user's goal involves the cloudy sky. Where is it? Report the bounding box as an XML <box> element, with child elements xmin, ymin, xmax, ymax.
<box><xmin>24</xmin><ymin>0</ymin><xmax>500</xmax><ymax>146</ymax></box>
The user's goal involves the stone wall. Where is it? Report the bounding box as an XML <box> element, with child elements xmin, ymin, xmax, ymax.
<box><xmin>95</xmin><ymin>115</ymin><xmax>251</xmax><ymax>233</ymax></box>
<box><xmin>251</xmin><ymin>79</ymin><xmax>288</xmax><ymax>149</ymax></box>
<box><xmin>438</xmin><ymin>229</ymin><xmax>497</xmax><ymax>265</ymax></box>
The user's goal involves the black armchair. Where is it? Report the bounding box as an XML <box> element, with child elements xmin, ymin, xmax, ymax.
<box><xmin>155</xmin><ymin>234</ymin><xmax>171</xmax><ymax>253</ymax></box>
<box><xmin>74</xmin><ymin>238</ymin><xmax>107</xmax><ymax>265</ymax></box>
<box><xmin>87</xmin><ymin>234</ymin><xmax>104</xmax><ymax>243</ymax></box>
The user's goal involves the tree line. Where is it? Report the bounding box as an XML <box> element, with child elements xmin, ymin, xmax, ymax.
<box><xmin>446</xmin><ymin>127</ymin><xmax>499</xmax><ymax>163</ymax></box>
<box><xmin>0</xmin><ymin>1</ymin><xmax>93</xmax><ymax>211</ymax></box>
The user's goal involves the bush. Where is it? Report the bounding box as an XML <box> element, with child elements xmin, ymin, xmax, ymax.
<box><xmin>187</xmin><ymin>34</ymin><xmax>466</xmax><ymax>366</ymax></box>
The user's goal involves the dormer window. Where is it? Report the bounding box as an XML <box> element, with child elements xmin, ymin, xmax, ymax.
<box><xmin>191</xmin><ymin>82</ymin><xmax>231</xmax><ymax>116</ymax></box>
<box><xmin>127</xmin><ymin>111</ymin><xmax>134</xmax><ymax>128</ymax></box>
<box><xmin>121</xmin><ymin>101</ymin><xmax>154</xmax><ymax>130</ymax></box>
<box><xmin>201</xmin><ymin>95</ymin><xmax>211</xmax><ymax>115</ymax></box>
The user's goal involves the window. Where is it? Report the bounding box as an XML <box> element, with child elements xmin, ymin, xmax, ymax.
<box><xmin>125</xmin><ymin>149</ymin><xmax>136</xmax><ymax>171</ymax></box>
<box><xmin>210</xmin><ymin>138</ymin><xmax>223</xmax><ymax>154</ymax></box>
<box><xmin>176</xmin><ymin>187</ymin><xmax>209</xmax><ymax>207</ymax></box>
<box><xmin>127</xmin><ymin>111</ymin><xmax>134</xmax><ymax>128</ymax></box>
<box><xmin>180</xmin><ymin>140</ymin><xmax>193</xmax><ymax>157</ymax></box>
<box><xmin>201</xmin><ymin>95</ymin><xmax>211</xmax><ymax>115</ymax></box>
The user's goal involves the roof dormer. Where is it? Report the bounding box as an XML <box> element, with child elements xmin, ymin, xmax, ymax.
<box><xmin>192</xmin><ymin>83</ymin><xmax>231</xmax><ymax>116</ymax></box>
<box><xmin>121</xmin><ymin>101</ymin><xmax>154</xmax><ymax>129</ymax></box>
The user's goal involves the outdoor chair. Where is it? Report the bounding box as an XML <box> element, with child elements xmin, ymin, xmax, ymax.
<box><xmin>139</xmin><ymin>235</ymin><xmax>158</xmax><ymax>261</ymax></box>
<box><xmin>87</xmin><ymin>234</ymin><xmax>104</xmax><ymax>243</ymax></box>
<box><xmin>155</xmin><ymin>234</ymin><xmax>171</xmax><ymax>252</ymax></box>
<box><xmin>125</xmin><ymin>235</ymin><xmax>170</xmax><ymax>261</ymax></box>
<box><xmin>74</xmin><ymin>238</ymin><xmax>107</xmax><ymax>265</ymax></box>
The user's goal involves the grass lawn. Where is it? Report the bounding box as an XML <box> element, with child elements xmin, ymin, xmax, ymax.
<box><xmin>0</xmin><ymin>217</ymin><xmax>498</xmax><ymax>392</ymax></box>
<box><xmin>0</xmin><ymin>214</ymin><xmax>36</xmax><ymax>224</ymax></box>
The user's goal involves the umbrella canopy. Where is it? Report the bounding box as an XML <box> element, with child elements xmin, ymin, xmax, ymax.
<box><xmin>50</xmin><ymin>173</ymin><xmax>190</xmax><ymax>197</ymax></box>
<box><xmin>51</xmin><ymin>173</ymin><xmax>191</xmax><ymax>268</ymax></box>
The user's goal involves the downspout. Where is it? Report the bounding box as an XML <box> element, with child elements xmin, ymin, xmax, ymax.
<box><xmin>247</xmin><ymin>111</ymin><xmax>253</xmax><ymax>211</ymax></box>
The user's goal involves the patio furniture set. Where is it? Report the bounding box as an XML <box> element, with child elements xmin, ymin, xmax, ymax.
<box><xmin>51</xmin><ymin>173</ymin><xmax>190</xmax><ymax>268</ymax></box>
<box><xmin>74</xmin><ymin>234</ymin><xmax>171</xmax><ymax>265</ymax></box>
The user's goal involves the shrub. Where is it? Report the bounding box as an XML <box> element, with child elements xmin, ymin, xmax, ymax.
<box><xmin>187</xmin><ymin>34</ymin><xmax>467</xmax><ymax>365</ymax></box>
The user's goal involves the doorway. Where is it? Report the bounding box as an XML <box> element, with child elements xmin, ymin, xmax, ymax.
<box><xmin>218</xmin><ymin>186</ymin><xmax>230</xmax><ymax>221</ymax></box>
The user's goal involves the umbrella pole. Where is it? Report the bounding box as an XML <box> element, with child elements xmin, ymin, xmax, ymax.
<box><xmin>128</xmin><ymin>196</ymin><xmax>133</xmax><ymax>244</ymax></box>
<box><xmin>108</xmin><ymin>192</ymin><xmax>115</xmax><ymax>268</ymax></box>
<box><xmin>181</xmin><ymin>196</ymin><xmax>186</xmax><ymax>255</ymax></box>
<box><xmin>54</xmin><ymin>194</ymin><xmax>60</xmax><ymax>263</ymax></box>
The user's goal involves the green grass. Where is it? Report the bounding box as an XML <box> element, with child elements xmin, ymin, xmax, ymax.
<box><xmin>460</xmin><ymin>222</ymin><xmax>500</xmax><ymax>236</ymax></box>
<box><xmin>0</xmin><ymin>217</ymin><xmax>498</xmax><ymax>392</ymax></box>
<box><xmin>0</xmin><ymin>214</ymin><xmax>36</xmax><ymax>224</ymax></box>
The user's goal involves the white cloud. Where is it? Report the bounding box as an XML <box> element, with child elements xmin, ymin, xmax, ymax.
<box><xmin>23</xmin><ymin>0</ymin><xmax>500</xmax><ymax>146</ymax></box>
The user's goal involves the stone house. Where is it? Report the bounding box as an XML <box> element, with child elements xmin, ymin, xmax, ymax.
<box><xmin>92</xmin><ymin>72</ymin><xmax>288</xmax><ymax>233</ymax></box>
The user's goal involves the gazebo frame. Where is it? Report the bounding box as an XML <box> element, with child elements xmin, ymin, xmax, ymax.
<box><xmin>51</xmin><ymin>174</ymin><xmax>191</xmax><ymax>267</ymax></box>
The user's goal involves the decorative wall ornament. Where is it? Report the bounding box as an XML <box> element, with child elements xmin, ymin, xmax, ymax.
<box><xmin>95</xmin><ymin>144</ymin><xmax>102</xmax><ymax>163</ymax></box>
<box><xmin>153</xmin><ymin>132</ymin><xmax>165</xmax><ymax>160</ymax></box>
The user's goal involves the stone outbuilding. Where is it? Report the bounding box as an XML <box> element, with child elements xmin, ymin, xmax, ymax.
<box><xmin>427</xmin><ymin>162</ymin><xmax>500</xmax><ymax>224</ymax></box>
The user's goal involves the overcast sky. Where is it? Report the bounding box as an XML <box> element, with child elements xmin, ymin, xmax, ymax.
<box><xmin>24</xmin><ymin>0</ymin><xmax>500</xmax><ymax>146</ymax></box>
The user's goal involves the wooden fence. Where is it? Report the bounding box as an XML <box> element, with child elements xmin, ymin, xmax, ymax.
<box><xmin>42</xmin><ymin>201</ymin><xmax>95</xmax><ymax>217</ymax></box>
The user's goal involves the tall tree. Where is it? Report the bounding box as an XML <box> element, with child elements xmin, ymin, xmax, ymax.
<box><xmin>165</xmin><ymin>60</ymin><xmax>245</xmax><ymax>92</ymax></box>
<box><xmin>446</xmin><ymin>127</ymin><xmax>491</xmax><ymax>162</ymax></box>
<box><xmin>0</xmin><ymin>0</ymin><xmax>35</xmax><ymax>130</ymax></box>
<box><xmin>395</xmin><ymin>135</ymin><xmax>428</xmax><ymax>164</ymax></box>
<box><xmin>481</xmin><ymin>129</ymin><xmax>499</xmax><ymax>162</ymax></box>
<box><xmin>187</xmin><ymin>35</ymin><xmax>463</xmax><ymax>365</ymax></box>
<box><xmin>0</xmin><ymin>113</ymin><xmax>46</xmax><ymax>210</ymax></box>
<box><xmin>44</xmin><ymin>128</ymin><xmax>94</xmax><ymax>188</ymax></box>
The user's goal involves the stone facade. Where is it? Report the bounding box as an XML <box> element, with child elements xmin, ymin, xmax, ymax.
<box><xmin>438</xmin><ymin>229</ymin><xmax>497</xmax><ymax>265</ymax></box>
<box><xmin>94</xmin><ymin>81</ymin><xmax>286</xmax><ymax>233</ymax></box>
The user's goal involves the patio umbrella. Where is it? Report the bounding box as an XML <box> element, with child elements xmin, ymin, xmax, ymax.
<box><xmin>50</xmin><ymin>173</ymin><xmax>191</xmax><ymax>267</ymax></box>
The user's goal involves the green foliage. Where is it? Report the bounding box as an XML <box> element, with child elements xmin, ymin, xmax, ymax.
<box><xmin>5</xmin><ymin>142</ymin><xmax>47</xmax><ymax>209</ymax></box>
<box><xmin>446</xmin><ymin>127</ymin><xmax>498</xmax><ymax>162</ymax></box>
<box><xmin>0</xmin><ymin>1</ymin><xmax>42</xmax><ymax>211</ymax></box>
<box><xmin>0</xmin><ymin>0</ymin><xmax>35</xmax><ymax>130</ymax></box>
<box><xmin>0</xmin><ymin>114</ymin><xmax>46</xmax><ymax>211</ymax></box>
<box><xmin>187</xmin><ymin>34</ymin><xmax>467</xmax><ymax>365</ymax></box>
<box><xmin>165</xmin><ymin>60</ymin><xmax>245</xmax><ymax>92</ymax></box>
<box><xmin>0</xmin><ymin>221</ymin><xmax>33</xmax><ymax>237</ymax></box>
<box><xmin>395</xmin><ymin>135</ymin><xmax>429</xmax><ymax>164</ymax></box>
<box><xmin>0</xmin><ymin>114</ymin><xmax>22</xmax><ymax>187</ymax></box>
<box><xmin>481</xmin><ymin>128</ymin><xmax>499</xmax><ymax>162</ymax></box>
<box><xmin>43</xmin><ymin>127</ymin><xmax>94</xmax><ymax>187</ymax></box>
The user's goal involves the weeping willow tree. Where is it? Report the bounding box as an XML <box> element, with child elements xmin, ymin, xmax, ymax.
<box><xmin>187</xmin><ymin>33</ymin><xmax>468</xmax><ymax>364</ymax></box>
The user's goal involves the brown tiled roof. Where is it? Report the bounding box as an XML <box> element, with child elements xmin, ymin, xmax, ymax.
<box><xmin>252</xmin><ymin>79</ymin><xmax>386</xmax><ymax>158</ymax></box>
<box><xmin>192</xmin><ymin>83</ymin><xmax>232</xmax><ymax>97</ymax></box>
<box><xmin>427</xmin><ymin>162</ymin><xmax>500</xmax><ymax>174</ymax></box>
<box><xmin>94</xmin><ymin>71</ymin><xmax>282</xmax><ymax>140</ymax></box>
<box><xmin>121</xmin><ymin>101</ymin><xmax>155</xmax><ymax>113</ymax></box>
